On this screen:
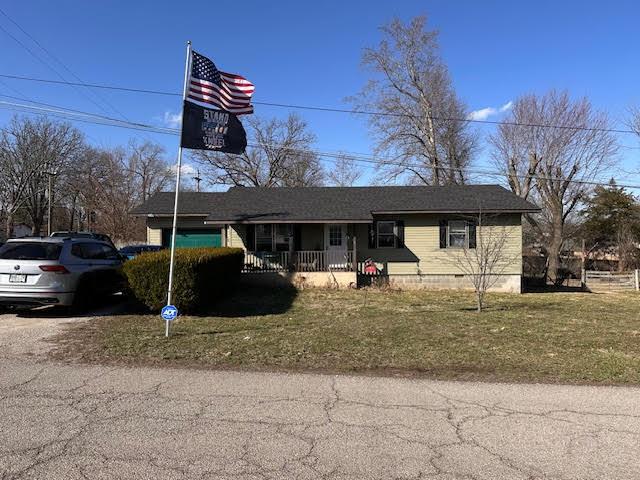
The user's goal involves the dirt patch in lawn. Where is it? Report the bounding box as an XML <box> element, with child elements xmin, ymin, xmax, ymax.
<box><xmin>49</xmin><ymin>287</ymin><xmax>640</xmax><ymax>385</ymax></box>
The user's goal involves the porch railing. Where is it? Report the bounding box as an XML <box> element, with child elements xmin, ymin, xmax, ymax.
<box><xmin>243</xmin><ymin>251</ymin><xmax>355</xmax><ymax>273</ymax></box>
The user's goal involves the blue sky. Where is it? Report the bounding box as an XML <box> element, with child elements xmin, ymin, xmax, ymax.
<box><xmin>1</xmin><ymin>0</ymin><xmax>639</xmax><ymax>188</ymax></box>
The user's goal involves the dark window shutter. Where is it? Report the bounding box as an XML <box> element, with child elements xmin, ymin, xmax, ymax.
<box><xmin>368</xmin><ymin>221</ymin><xmax>377</xmax><ymax>249</ymax></box>
<box><xmin>396</xmin><ymin>220</ymin><xmax>405</xmax><ymax>248</ymax></box>
<box><xmin>468</xmin><ymin>220</ymin><xmax>477</xmax><ymax>249</ymax></box>
<box><xmin>293</xmin><ymin>225</ymin><xmax>302</xmax><ymax>250</ymax></box>
<box><xmin>439</xmin><ymin>220</ymin><xmax>447</xmax><ymax>249</ymax></box>
<box><xmin>246</xmin><ymin>225</ymin><xmax>255</xmax><ymax>251</ymax></box>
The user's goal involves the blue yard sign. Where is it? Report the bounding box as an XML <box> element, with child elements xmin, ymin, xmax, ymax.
<box><xmin>161</xmin><ymin>305</ymin><xmax>179</xmax><ymax>337</ymax></box>
<box><xmin>161</xmin><ymin>304</ymin><xmax>179</xmax><ymax>321</ymax></box>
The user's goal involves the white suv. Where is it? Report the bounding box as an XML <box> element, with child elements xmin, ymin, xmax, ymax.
<box><xmin>0</xmin><ymin>237</ymin><xmax>125</xmax><ymax>308</ymax></box>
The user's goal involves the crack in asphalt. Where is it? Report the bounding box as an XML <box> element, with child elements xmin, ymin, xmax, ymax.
<box><xmin>1</xmin><ymin>313</ymin><xmax>640</xmax><ymax>479</ymax></box>
<box><xmin>1</xmin><ymin>360</ymin><xmax>640</xmax><ymax>480</ymax></box>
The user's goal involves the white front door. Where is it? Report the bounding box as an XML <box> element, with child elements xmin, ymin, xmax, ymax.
<box><xmin>325</xmin><ymin>224</ymin><xmax>347</xmax><ymax>267</ymax></box>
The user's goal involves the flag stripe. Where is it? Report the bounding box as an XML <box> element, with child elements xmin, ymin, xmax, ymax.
<box><xmin>188</xmin><ymin>90</ymin><xmax>251</xmax><ymax>111</ymax></box>
<box><xmin>191</xmin><ymin>79</ymin><xmax>252</xmax><ymax>101</ymax></box>
<box><xmin>190</xmin><ymin>82</ymin><xmax>249</xmax><ymax>107</ymax></box>
<box><xmin>187</xmin><ymin>50</ymin><xmax>254</xmax><ymax>115</ymax></box>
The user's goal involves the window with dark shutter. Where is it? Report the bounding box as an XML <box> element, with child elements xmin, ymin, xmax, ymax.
<box><xmin>439</xmin><ymin>220</ymin><xmax>447</xmax><ymax>248</ymax></box>
<box><xmin>368</xmin><ymin>222</ymin><xmax>377</xmax><ymax>249</ymax></box>
<box><xmin>377</xmin><ymin>221</ymin><xmax>396</xmax><ymax>248</ymax></box>
<box><xmin>468</xmin><ymin>220</ymin><xmax>477</xmax><ymax>249</ymax></box>
<box><xmin>448</xmin><ymin>220</ymin><xmax>467</xmax><ymax>248</ymax></box>
<box><xmin>395</xmin><ymin>220</ymin><xmax>405</xmax><ymax>248</ymax></box>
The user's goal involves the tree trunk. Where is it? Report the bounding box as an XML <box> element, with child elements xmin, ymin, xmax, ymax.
<box><xmin>31</xmin><ymin>209</ymin><xmax>45</xmax><ymax>236</ymax></box>
<box><xmin>5</xmin><ymin>211</ymin><xmax>14</xmax><ymax>239</ymax></box>
<box><xmin>546</xmin><ymin>218</ymin><xmax>564</xmax><ymax>285</ymax></box>
<box><xmin>68</xmin><ymin>195</ymin><xmax>77</xmax><ymax>231</ymax></box>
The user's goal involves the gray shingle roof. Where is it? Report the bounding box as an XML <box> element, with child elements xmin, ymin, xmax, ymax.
<box><xmin>130</xmin><ymin>185</ymin><xmax>539</xmax><ymax>222</ymax></box>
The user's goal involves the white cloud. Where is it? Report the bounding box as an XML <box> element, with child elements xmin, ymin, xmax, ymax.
<box><xmin>468</xmin><ymin>101</ymin><xmax>513</xmax><ymax>121</ymax></box>
<box><xmin>162</xmin><ymin>110</ymin><xmax>182</xmax><ymax>128</ymax></box>
<box><xmin>499</xmin><ymin>101</ymin><xmax>513</xmax><ymax>112</ymax></box>
<box><xmin>170</xmin><ymin>163</ymin><xmax>197</xmax><ymax>176</ymax></box>
<box><xmin>467</xmin><ymin>107</ymin><xmax>497</xmax><ymax>121</ymax></box>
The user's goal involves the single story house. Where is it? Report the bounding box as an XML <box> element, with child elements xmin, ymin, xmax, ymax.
<box><xmin>131</xmin><ymin>185</ymin><xmax>539</xmax><ymax>292</ymax></box>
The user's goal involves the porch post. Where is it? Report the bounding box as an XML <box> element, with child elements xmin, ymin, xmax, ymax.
<box><xmin>288</xmin><ymin>223</ymin><xmax>295</xmax><ymax>271</ymax></box>
<box><xmin>352</xmin><ymin>228</ymin><xmax>357</xmax><ymax>273</ymax></box>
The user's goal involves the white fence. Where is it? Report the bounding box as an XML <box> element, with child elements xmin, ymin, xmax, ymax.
<box><xmin>584</xmin><ymin>270</ymin><xmax>640</xmax><ymax>291</ymax></box>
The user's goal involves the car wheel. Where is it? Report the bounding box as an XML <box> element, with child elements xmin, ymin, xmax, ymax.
<box><xmin>71</xmin><ymin>276</ymin><xmax>94</xmax><ymax>313</ymax></box>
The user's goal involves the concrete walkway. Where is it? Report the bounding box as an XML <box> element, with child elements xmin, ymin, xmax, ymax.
<box><xmin>1</xmin><ymin>311</ymin><xmax>639</xmax><ymax>479</ymax></box>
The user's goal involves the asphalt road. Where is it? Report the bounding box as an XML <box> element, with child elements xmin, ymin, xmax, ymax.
<box><xmin>1</xmin><ymin>309</ymin><xmax>639</xmax><ymax>479</ymax></box>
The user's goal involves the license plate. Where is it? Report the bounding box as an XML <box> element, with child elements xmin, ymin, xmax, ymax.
<box><xmin>9</xmin><ymin>274</ymin><xmax>27</xmax><ymax>283</ymax></box>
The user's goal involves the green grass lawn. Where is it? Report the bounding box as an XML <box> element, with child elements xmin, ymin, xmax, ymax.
<box><xmin>51</xmin><ymin>287</ymin><xmax>640</xmax><ymax>384</ymax></box>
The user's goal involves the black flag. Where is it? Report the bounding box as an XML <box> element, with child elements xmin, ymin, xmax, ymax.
<box><xmin>180</xmin><ymin>101</ymin><xmax>247</xmax><ymax>154</ymax></box>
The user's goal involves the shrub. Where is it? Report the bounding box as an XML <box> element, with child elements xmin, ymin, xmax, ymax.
<box><xmin>123</xmin><ymin>247</ymin><xmax>244</xmax><ymax>313</ymax></box>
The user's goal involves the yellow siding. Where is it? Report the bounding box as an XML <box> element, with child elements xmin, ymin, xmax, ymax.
<box><xmin>228</xmin><ymin>224</ymin><xmax>247</xmax><ymax>250</ymax></box>
<box><xmin>355</xmin><ymin>214</ymin><xmax>522</xmax><ymax>275</ymax></box>
<box><xmin>147</xmin><ymin>227</ymin><xmax>162</xmax><ymax>245</ymax></box>
<box><xmin>143</xmin><ymin>215</ymin><xmax>523</xmax><ymax>276</ymax></box>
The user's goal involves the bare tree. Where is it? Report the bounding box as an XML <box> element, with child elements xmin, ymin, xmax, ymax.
<box><xmin>76</xmin><ymin>147</ymin><xmax>146</xmax><ymax>242</ymax></box>
<box><xmin>127</xmin><ymin>140</ymin><xmax>172</xmax><ymax>202</ymax></box>
<box><xmin>446</xmin><ymin>212</ymin><xmax>520</xmax><ymax>312</ymax></box>
<box><xmin>629</xmin><ymin>105</ymin><xmax>640</xmax><ymax>137</ymax></box>
<box><xmin>0</xmin><ymin>116</ymin><xmax>84</xmax><ymax>237</ymax></box>
<box><xmin>193</xmin><ymin>114</ymin><xmax>324</xmax><ymax>187</ymax></box>
<box><xmin>279</xmin><ymin>150</ymin><xmax>325</xmax><ymax>187</ymax></box>
<box><xmin>490</xmin><ymin>91</ymin><xmax>618</xmax><ymax>284</ymax></box>
<box><xmin>326</xmin><ymin>154</ymin><xmax>364</xmax><ymax>186</ymax></box>
<box><xmin>350</xmin><ymin>16</ymin><xmax>477</xmax><ymax>185</ymax></box>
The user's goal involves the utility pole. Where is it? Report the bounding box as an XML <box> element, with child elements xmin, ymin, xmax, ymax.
<box><xmin>45</xmin><ymin>171</ymin><xmax>57</xmax><ymax>236</ymax></box>
<box><xmin>193</xmin><ymin>169</ymin><xmax>202</xmax><ymax>192</ymax></box>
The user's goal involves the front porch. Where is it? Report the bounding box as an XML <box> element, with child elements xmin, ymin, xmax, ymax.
<box><xmin>242</xmin><ymin>250</ymin><xmax>356</xmax><ymax>273</ymax></box>
<box><xmin>229</xmin><ymin>222</ymin><xmax>364</xmax><ymax>274</ymax></box>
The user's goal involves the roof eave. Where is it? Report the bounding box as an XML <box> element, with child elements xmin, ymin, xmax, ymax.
<box><xmin>370</xmin><ymin>208</ymin><xmax>541</xmax><ymax>214</ymax></box>
<box><xmin>204</xmin><ymin>218</ymin><xmax>373</xmax><ymax>224</ymax></box>
<box><xmin>129</xmin><ymin>213</ymin><xmax>210</xmax><ymax>217</ymax></box>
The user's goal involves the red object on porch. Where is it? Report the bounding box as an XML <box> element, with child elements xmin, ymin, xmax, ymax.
<box><xmin>363</xmin><ymin>258</ymin><xmax>379</xmax><ymax>275</ymax></box>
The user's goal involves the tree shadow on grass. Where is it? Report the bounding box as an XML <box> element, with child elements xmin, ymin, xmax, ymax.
<box><xmin>199</xmin><ymin>285</ymin><xmax>298</xmax><ymax>318</ymax></box>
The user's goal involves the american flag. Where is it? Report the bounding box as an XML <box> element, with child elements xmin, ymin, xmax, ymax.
<box><xmin>186</xmin><ymin>51</ymin><xmax>255</xmax><ymax>115</ymax></box>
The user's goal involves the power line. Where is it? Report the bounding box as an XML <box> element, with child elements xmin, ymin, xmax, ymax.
<box><xmin>0</xmin><ymin>72</ymin><xmax>638</xmax><ymax>136</ymax></box>
<box><xmin>0</xmin><ymin>7</ymin><xmax>162</xmax><ymax>148</ymax></box>
<box><xmin>2</xmin><ymin>98</ymin><xmax>638</xmax><ymax>191</ymax></box>
<box><xmin>0</xmin><ymin>100</ymin><xmax>176</xmax><ymax>135</ymax></box>
<box><xmin>0</xmin><ymin>7</ymin><xmax>126</xmax><ymax>120</ymax></box>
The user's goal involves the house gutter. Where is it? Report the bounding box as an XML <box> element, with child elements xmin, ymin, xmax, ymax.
<box><xmin>203</xmin><ymin>219</ymin><xmax>372</xmax><ymax>225</ymax></box>
<box><xmin>370</xmin><ymin>209</ymin><xmax>541</xmax><ymax>214</ymax></box>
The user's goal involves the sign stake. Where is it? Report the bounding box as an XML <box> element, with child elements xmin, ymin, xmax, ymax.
<box><xmin>165</xmin><ymin>40</ymin><xmax>192</xmax><ymax>337</ymax></box>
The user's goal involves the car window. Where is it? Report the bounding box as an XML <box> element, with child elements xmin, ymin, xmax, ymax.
<box><xmin>101</xmin><ymin>244</ymin><xmax>121</xmax><ymax>260</ymax></box>
<box><xmin>0</xmin><ymin>242</ymin><xmax>62</xmax><ymax>260</ymax></box>
<box><xmin>71</xmin><ymin>244</ymin><xmax>86</xmax><ymax>258</ymax></box>
<box><xmin>71</xmin><ymin>243</ymin><xmax>105</xmax><ymax>260</ymax></box>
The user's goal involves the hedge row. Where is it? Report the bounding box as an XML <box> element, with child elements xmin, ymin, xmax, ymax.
<box><xmin>123</xmin><ymin>247</ymin><xmax>244</xmax><ymax>313</ymax></box>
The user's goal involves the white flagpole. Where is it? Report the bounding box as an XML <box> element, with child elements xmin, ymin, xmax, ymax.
<box><xmin>166</xmin><ymin>40</ymin><xmax>192</xmax><ymax>338</ymax></box>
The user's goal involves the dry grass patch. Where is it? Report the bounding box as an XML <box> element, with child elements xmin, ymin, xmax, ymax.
<box><xmin>50</xmin><ymin>287</ymin><xmax>640</xmax><ymax>384</ymax></box>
